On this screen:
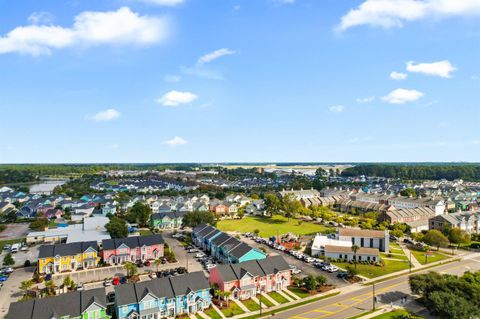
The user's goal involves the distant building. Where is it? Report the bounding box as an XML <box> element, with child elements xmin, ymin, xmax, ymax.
<box><xmin>429</xmin><ymin>211</ymin><xmax>480</xmax><ymax>234</ymax></box>
<box><xmin>324</xmin><ymin>245</ymin><xmax>380</xmax><ymax>262</ymax></box>
<box><xmin>337</xmin><ymin>228</ymin><xmax>389</xmax><ymax>253</ymax></box>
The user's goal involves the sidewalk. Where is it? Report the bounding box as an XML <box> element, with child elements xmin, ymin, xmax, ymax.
<box><xmin>399</xmin><ymin>243</ymin><xmax>421</xmax><ymax>268</ymax></box>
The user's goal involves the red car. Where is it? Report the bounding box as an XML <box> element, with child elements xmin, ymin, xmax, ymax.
<box><xmin>144</xmin><ymin>260</ymin><xmax>151</xmax><ymax>267</ymax></box>
<box><xmin>112</xmin><ymin>277</ymin><xmax>120</xmax><ymax>285</ymax></box>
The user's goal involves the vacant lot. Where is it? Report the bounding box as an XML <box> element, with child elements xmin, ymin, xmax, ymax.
<box><xmin>410</xmin><ymin>248</ymin><xmax>450</xmax><ymax>265</ymax></box>
<box><xmin>333</xmin><ymin>259</ymin><xmax>410</xmax><ymax>278</ymax></box>
<box><xmin>217</xmin><ymin>216</ymin><xmax>333</xmax><ymax>237</ymax></box>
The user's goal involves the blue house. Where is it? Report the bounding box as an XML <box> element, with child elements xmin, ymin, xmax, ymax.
<box><xmin>115</xmin><ymin>271</ymin><xmax>211</xmax><ymax>319</ymax></box>
<box><xmin>192</xmin><ymin>225</ymin><xmax>267</xmax><ymax>264</ymax></box>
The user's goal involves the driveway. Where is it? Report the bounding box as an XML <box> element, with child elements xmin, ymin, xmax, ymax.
<box><xmin>0</xmin><ymin>267</ymin><xmax>35</xmax><ymax>318</ymax></box>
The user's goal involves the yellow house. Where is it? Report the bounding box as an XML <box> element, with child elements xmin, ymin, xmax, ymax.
<box><xmin>38</xmin><ymin>241</ymin><xmax>100</xmax><ymax>274</ymax></box>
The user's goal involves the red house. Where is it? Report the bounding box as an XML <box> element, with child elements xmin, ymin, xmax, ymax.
<box><xmin>209</xmin><ymin>255</ymin><xmax>292</xmax><ymax>300</ymax></box>
<box><xmin>101</xmin><ymin>234</ymin><xmax>164</xmax><ymax>265</ymax></box>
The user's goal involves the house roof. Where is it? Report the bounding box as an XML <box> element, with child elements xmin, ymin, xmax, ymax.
<box><xmin>228</xmin><ymin>242</ymin><xmax>255</xmax><ymax>259</ymax></box>
<box><xmin>38</xmin><ymin>241</ymin><xmax>97</xmax><ymax>258</ymax></box>
<box><xmin>338</xmin><ymin>228</ymin><xmax>386</xmax><ymax>239</ymax></box>
<box><xmin>170</xmin><ymin>271</ymin><xmax>210</xmax><ymax>296</ymax></box>
<box><xmin>210</xmin><ymin>232</ymin><xmax>231</xmax><ymax>246</ymax></box>
<box><xmin>102</xmin><ymin>234</ymin><xmax>164</xmax><ymax>250</ymax></box>
<box><xmin>7</xmin><ymin>288</ymin><xmax>106</xmax><ymax>319</ymax></box>
<box><xmin>214</xmin><ymin>256</ymin><xmax>290</xmax><ymax>283</ymax></box>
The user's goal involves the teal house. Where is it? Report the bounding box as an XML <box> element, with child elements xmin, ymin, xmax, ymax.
<box><xmin>150</xmin><ymin>211</ymin><xmax>185</xmax><ymax>229</ymax></box>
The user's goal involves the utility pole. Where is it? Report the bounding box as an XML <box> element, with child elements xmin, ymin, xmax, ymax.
<box><xmin>409</xmin><ymin>251</ymin><xmax>412</xmax><ymax>273</ymax></box>
<box><xmin>259</xmin><ymin>291</ymin><xmax>263</xmax><ymax>315</ymax></box>
<box><xmin>372</xmin><ymin>283</ymin><xmax>376</xmax><ymax>311</ymax></box>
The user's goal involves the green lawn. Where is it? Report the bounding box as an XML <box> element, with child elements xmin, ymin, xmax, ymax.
<box><xmin>139</xmin><ymin>229</ymin><xmax>153</xmax><ymax>236</ymax></box>
<box><xmin>204</xmin><ymin>308</ymin><xmax>222</xmax><ymax>319</ymax></box>
<box><xmin>268</xmin><ymin>291</ymin><xmax>289</xmax><ymax>304</ymax></box>
<box><xmin>241</xmin><ymin>299</ymin><xmax>261</xmax><ymax>311</ymax></box>
<box><xmin>380</xmin><ymin>252</ymin><xmax>409</xmax><ymax>261</ymax></box>
<box><xmin>287</xmin><ymin>287</ymin><xmax>311</xmax><ymax>298</ymax></box>
<box><xmin>220</xmin><ymin>302</ymin><xmax>245</xmax><ymax>317</ymax></box>
<box><xmin>410</xmin><ymin>248</ymin><xmax>450</xmax><ymax>265</ymax></box>
<box><xmin>258</xmin><ymin>295</ymin><xmax>274</xmax><ymax>307</ymax></box>
<box><xmin>332</xmin><ymin>259</ymin><xmax>410</xmax><ymax>278</ymax></box>
<box><xmin>217</xmin><ymin>216</ymin><xmax>334</xmax><ymax>237</ymax></box>
<box><xmin>195</xmin><ymin>315</ymin><xmax>203</xmax><ymax>319</ymax></box>
<box><xmin>370</xmin><ymin>309</ymin><xmax>423</xmax><ymax>319</ymax></box>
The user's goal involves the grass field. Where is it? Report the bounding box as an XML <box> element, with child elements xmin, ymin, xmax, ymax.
<box><xmin>370</xmin><ymin>309</ymin><xmax>423</xmax><ymax>319</ymax></box>
<box><xmin>268</xmin><ymin>291</ymin><xmax>289</xmax><ymax>304</ymax></box>
<box><xmin>204</xmin><ymin>308</ymin><xmax>222</xmax><ymax>319</ymax></box>
<box><xmin>241</xmin><ymin>299</ymin><xmax>261</xmax><ymax>311</ymax></box>
<box><xmin>139</xmin><ymin>229</ymin><xmax>153</xmax><ymax>236</ymax></box>
<box><xmin>333</xmin><ymin>259</ymin><xmax>410</xmax><ymax>278</ymax></box>
<box><xmin>220</xmin><ymin>302</ymin><xmax>245</xmax><ymax>317</ymax></box>
<box><xmin>217</xmin><ymin>216</ymin><xmax>334</xmax><ymax>237</ymax></box>
<box><xmin>287</xmin><ymin>287</ymin><xmax>311</xmax><ymax>298</ymax></box>
<box><xmin>410</xmin><ymin>248</ymin><xmax>450</xmax><ymax>265</ymax></box>
<box><xmin>258</xmin><ymin>295</ymin><xmax>274</xmax><ymax>307</ymax></box>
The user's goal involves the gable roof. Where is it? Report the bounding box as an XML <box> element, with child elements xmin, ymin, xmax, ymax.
<box><xmin>213</xmin><ymin>256</ymin><xmax>290</xmax><ymax>283</ymax></box>
<box><xmin>7</xmin><ymin>288</ymin><xmax>106</xmax><ymax>319</ymax></box>
<box><xmin>102</xmin><ymin>234</ymin><xmax>164</xmax><ymax>250</ymax></box>
<box><xmin>38</xmin><ymin>241</ymin><xmax>97</xmax><ymax>259</ymax></box>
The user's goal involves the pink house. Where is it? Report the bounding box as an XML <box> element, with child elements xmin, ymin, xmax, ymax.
<box><xmin>209</xmin><ymin>255</ymin><xmax>291</xmax><ymax>300</ymax></box>
<box><xmin>101</xmin><ymin>234</ymin><xmax>164</xmax><ymax>265</ymax></box>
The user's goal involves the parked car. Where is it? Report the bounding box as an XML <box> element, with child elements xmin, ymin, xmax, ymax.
<box><xmin>144</xmin><ymin>260</ymin><xmax>151</xmax><ymax>267</ymax></box>
<box><xmin>77</xmin><ymin>283</ymin><xmax>84</xmax><ymax>291</ymax></box>
<box><xmin>149</xmin><ymin>272</ymin><xmax>157</xmax><ymax>279</ymax></box>
<box><xmin>107</xmin><ymin>292</ymin><xmax>116</xmax><ymax>303</ymax></box>
<box><xmin>292</xmin><ymin>268</ymin><xmax>302</xmax><ymax>275</ymax></box>
<box><xmin>120</xmin><ymin>277</ymin><xmax>128</xmax><ymax>284</ymax></box>
<box><xmin>103</xmin><ymin>279</ymin><xmax>112</xmax><ymax>287</ymax></box>
<box><xmin>45</xmin><ymin>274</ymin><xmax>52</xmax><ymax>281</ymax></box>
<box><xmin>112</xmin><ymin>277</ymin><xmax>120</xmax><ymax>285</ymax></box>
<box><xmin>188</xmin><ymin>248</ymin><xmax>199</xmax><ymax>253</ymax></box>
<box><xmin>161</xmin><ymin>257</ymin><xmax>167</xmax><ymax>264</ymax></box>
<box><xmin>0</xmin><ymin>276</ymin><xmax>8</xmax><ymax>282</ymax></box>
<box><xmin>136</xmin><ymin>261</ymin><xmax>144</xmax><ymax>268</ymax></box>
<box><xmin>206</xmin><ymin>264</ymin><xmax>217</xmax><ymax>271</ymax></box>
<box><xmin>0</xmin><ymin>267</ymin><xmax>13</xmax><ymax>274</ymax></box>
<box><xmin>195</xmin><ymin>252</ymin><xmax>206</xmax><ymax>258</ymax></box>
<box><xmin>3</xmin><ymin>244</ymin><xmax>11</xmax><ymax>251</ymax></box>
<box><xmin>304</xmin><ymin>257</ymin><xmax>316</xmax><ymax>263</ymax></box>
<box><xmin>176</xmin><ymin>267</ymin><xmax>187</xmax><ymax>274</ymax></box>
<box><xmin>337</xmin><ymin>271</ymin><xmax>349</xmax><ymax>279</ymax></box>
<box><xmin>20</xmin><ymin>246</ymin><xmax>28</xmax><ymax>252</ymax></box>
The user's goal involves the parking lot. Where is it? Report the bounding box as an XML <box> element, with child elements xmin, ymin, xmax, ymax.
<box><xmin>1</xmin><ymin>245</ymin><xmax>39</xmax><ymax>268</ymax></box>
<box><xmin>239</xmin><ymin>235</ymin><xmax>349</xmax><ymax>288</ymax></box>
<box><xmin>0</xmin><ymin>267</ymin><xmax>35</xmax><ymax>318</ymax></box>
<box><xmin>0</xmin><ymin>223</ymin><xmax>29</xmax><ymax>240</ymax></box>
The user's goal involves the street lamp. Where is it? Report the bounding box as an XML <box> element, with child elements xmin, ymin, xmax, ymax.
<box><xmin>372</xmin><ymin>283</ymin><xmax>376</xmax><ymax>311</ymax></box>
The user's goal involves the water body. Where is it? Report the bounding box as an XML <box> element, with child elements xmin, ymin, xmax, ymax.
<box><xmin>29</xmin><ymin>180</ymin><xmax>67</xmax><ymax>195</ymax></box>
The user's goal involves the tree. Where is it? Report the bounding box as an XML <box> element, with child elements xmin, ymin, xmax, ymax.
<box><xmin>351</xmin><ymin>245</ymin><xmax>359</xmax><ymax>269</ymax></box>
<box><xmin>237</xmin><ymin>207</ymin><xmax>245</xmax><ymax>219</ymax></box>
<box><xmin>182</xmin><ymin>211</ymin><xmax>216</xmax><ymax>228</ymax></box>
<box><xmin>448</xmin><ymin>228</ymin><xmax>470</xmax><ymax>248</ymax></box>
<box><xmin>63</xmin><ymin>276</ymin><xmax>75</xmax><ymax>290</ymax></box>
<box><xmin>105</xmin><ymin>216</ymin><xmax>128</xmax><ymax>238</ymax></box>
<box><xmin>264</xmin><ymin>194</ymin><xmax>282</xmax><ymax>217</ymax></box>
<box><xmin>154</xmin><ymin>258</ymin><xmax>161</xmax><ymax>272</ymax></box>
<box><xmin>20</xmin><ymin>280</ymin><xmax>33</xmax><ymax>293</ymax></box>
<box><xmin>253</xmin><ymin>229</ymin><xmax>260</xmax><ymax>237</ymax></box>
<box><xmin>400</xmin><ymin>188</ymin><xmax>417</xmax><ymax>197</ymax></box>
<box><xmin>302</xmin><ymin>275</ymin><xmax>318</xmax><ymax>291</ymax></box>
<box><xmin>127</xmin><ymin>202</ymin><xmax>152</xmax><ymax>227</ymax></box>
<box><xmin>282</xmin><ymin>194</ymin><xmax>303</xmax><ymax>221</ymax></box>
<box><xmin>3</xmin><ymin>253</ymin><xmax>14</xmax><ymax>266</ymax></box>
<box><xmin>345</xmin><ymin>265</ymin><xmax>358</xmax><ymax>278</ymax></box>
<box><xmin>423</xmin><ymin>230</ymin><xmax>449</xmax><ymax>251</ymax></box>
<box><xmin>29</xmin><ymin>217</ymin><xmax>48</xmax><ymax>231</ymax></box>
<box><xmin>315</xmin><ymin>275</ymin><xmax>327</xmax><ymax>287</ymax></box>
<box><xmin>124</xmin><ymin>262</ymin><xmax>138</xmax><ymax>278</ymax></box>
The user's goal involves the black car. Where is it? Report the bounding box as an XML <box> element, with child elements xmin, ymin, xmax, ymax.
<box><xmin>107</xmin><ymin>292</ymin><xmax>116</xmax><ymax>303</ymax></box>
<box><xmin>136</xmin><ymin>261</ymin><xmax>144</xmax><ymax>268</ymax></box>
<box><xmin>120</xmin><ymin>277</ymin><xmax>128</xmax><ymax>284</ymax></box>
<box><xmin>176</xmin><ymin>267</ymin><xmax>186</xmax><ymax>274</ymax></box>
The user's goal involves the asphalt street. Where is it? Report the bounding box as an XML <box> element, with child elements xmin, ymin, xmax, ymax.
<box><xmin>274</xmin><ymin>253</ymin><xmax>480</xmax><ymax>319</ymax></box>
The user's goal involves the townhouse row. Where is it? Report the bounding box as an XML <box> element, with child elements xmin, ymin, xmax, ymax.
<box><xmin>9</xmin><ymin>256</ymin><xmax>292</xmax><ymax>319</ymax></box>
<box><xmin>192</xmin><ymin>224</ymin><xmax>267</xmax><ymax>263</ymax></box>
<box><xmin>38</xmin><ymin>234</ymin><xmax>164</xmax><ymax>274</ymax></box>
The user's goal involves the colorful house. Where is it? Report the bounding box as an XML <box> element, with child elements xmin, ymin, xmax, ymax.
<box><xmin>209</xmin><ymin>255</ymin><xmax>292</xmax><ymax>300</ymax></box>
<box><xmin>115</xmin><ymin>271</ymin><xmax>211</xmax><ymax>319</ymax></box>
<box><xmin>7</xmin><ymin>287</ymin><xmax>110</xmax><ymax>319</ymax></box>
<box><xmin>192</xmin><ymin>225</ymin><xmax>267</xmax><ymax>263</ymax></box>
<box><xmin>38</xmin><ymin>241</ymin><xmax>99</xmax><ymax>274</ymax></box>
<box><xmin>150</xmin><ymin>211</ymin><xmax>186</xmax><ymax>230</ymax></box>
<box><xmin>102</xmin><ymin>234</ymin><xmax>164</xmax><ymax>265</ymax></box>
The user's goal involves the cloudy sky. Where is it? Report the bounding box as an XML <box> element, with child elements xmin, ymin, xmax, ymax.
<box><xmin>1</xmin><ymin>0</ymin><xmax>480</xmax><ymax>163</ymax></box>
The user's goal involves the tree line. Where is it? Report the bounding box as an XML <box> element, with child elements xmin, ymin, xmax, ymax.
<box><xmin>342</xmin><ymin>164</ymin><xmax>480</xmax><ymax>181</ymax></box>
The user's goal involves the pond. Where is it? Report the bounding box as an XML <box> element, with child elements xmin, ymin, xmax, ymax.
<box><xmin>29</xmin><ymin>180</ymin><xmax>67</xmax><ymax>194</ymax></box>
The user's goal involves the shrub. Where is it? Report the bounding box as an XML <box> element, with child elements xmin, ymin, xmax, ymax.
<box><xmin>24</xmin><ymin>260</ymin><xmax>31</xmax><ymax>267</ymax></box>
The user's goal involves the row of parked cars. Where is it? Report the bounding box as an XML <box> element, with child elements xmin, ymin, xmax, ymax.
<box><xmin>184</xmin><ymin>243</ymin><xmax>217</xmax><ymax>271</ymax></box>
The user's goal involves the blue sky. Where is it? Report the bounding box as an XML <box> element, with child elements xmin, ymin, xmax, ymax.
<box><xmin>1</xmin><ymin>0</ymin><xmax>480</xmax><ymax>163</ymax></box>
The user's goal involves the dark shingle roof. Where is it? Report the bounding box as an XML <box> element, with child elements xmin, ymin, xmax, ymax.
<box><xmin>170</xmin><ymin>271</ymin><xmax>210</xmax><ymax>296</ymax></box>
<box><xmin>38</xmin><ymin>241</ymin><xmax>97</xmax><ymax>259</ymax></box>
<box><xmin>228</xmin><ymin>242</ymin><xmax>254</xmax><ymax>259</ymax></box>
<box><xmin>210</xmin><ymin>232</ymin><xmax>231</xmax><ymax>246</ymax></box>
<box><xmin>212</xmin><ymin>256</ymin><xmax>290</xmax><ymax>283</ymax></box>
<box><xmin>257</xmin><ymin>255</ymin><xmax>290</xmax><ymax>274</ymax></box>
<box><xmin>102</xmin><ymin>234</ymin><xmax>164</xmax><ymax>250</ymax></box>
<box><xmin>7</xmin><ymin>288</ymin><xmax>106</xmax><ymax>319</ymax></box>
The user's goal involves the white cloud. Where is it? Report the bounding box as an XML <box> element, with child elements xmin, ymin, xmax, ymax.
<box><xmin>337</xmin><ymin>0</ymin><xmax>480</xmax><ymax>32</ymax></box>
<box><xmin>28</xmin><ymin>12</ymin><xmax>54</xmax><ymax>25</ymax></box>
<box><xmin>406</xmin><ymin>60</ymin><xmax>457</xmax><ymax>78</ymax></box>
<box><xmin>356</xmin><ymin>96</ymin><xmax>375</xmax><ymax>103</ymax></box>
<box><xmin>164</xmin><ymin>136</ymin><xmax>187</xmax><ymax>146</ymax></box>
<box><xmin>197</xmin><ymin>48</ymin><xmax>236</xmax><ymax>65</ymax></box>
<box><xmin>164</xmin><ymin>74</ymin><xmax>182</xmax><ymax>82</ymax></box>
<box><xmin>91</xmin><ymin>108</ymin><xmax>121</xmax><ymax>121</ymax></box>
<box><xmin>473</xmin><ymin>140</ymin><xmax>480</xmax><ymax>145</ymax></box>
<box><xmin>382</xmin><ymin>88</ymin><xmax>424</xmax><ymax>104</ymax></box>
<box><xmin>156</xmin><ymin>90</ymin><xmax>198</xmax><ymax>106</ymax></box>
<box><xmin>390</xmin><ymin>71</ymin><xmax>408</xmax><ymax>80</ymax></box>
<box><xmin>329</xmin><ymin>105</ymin><xmax>345</xmax><ymax>112</ymax></box>
<box><xmin>0</xmin><ymin>7</ymin><xmax>168</xmax><ymax>56</ymax></box>
<box><xmin>134</xmin><ymin>0</ymin><xmax>184</xmax><ymax>6</ymax></box>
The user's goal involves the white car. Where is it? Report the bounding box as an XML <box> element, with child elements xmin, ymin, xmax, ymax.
<box><xmin>206</xmin><ymin>264</ymin><xmax>217</xmax><ymax>271</ymax></box>
<box><xmin>292</xmin><ymin>268</ymin><xmax>302</xmax><ymax>275</ymax></box>
<box><xmin>304</xmin><ymin>257</ymin><xmax>315</xmax><ymax>263</ymax></box>
<box><xmin>195</xmin><ymin>252</ymin><xmax>206</xmax><ymax>258</ymax></box>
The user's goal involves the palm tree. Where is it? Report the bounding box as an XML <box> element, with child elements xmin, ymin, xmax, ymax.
<box><xmin>19</xmin><ymin>280</ymin><xmax>33</xmax><ymax>294</ymax></box>
<box><xmin>351</xmin><ymin>245</ymin><xmax>359</xmax><ymax>269</ymax></box>
<box><xmin>124</xmin><ymin>262</ymin><xmax>138</xmax><ymax>278</ymax></box>
<box><xmin>154</xmin><ymin>258</ymin><xmax>161</xmax><ymax>273</ymax></box>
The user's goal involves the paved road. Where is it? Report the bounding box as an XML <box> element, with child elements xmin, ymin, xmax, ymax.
<box><xmin>0</xmin><ymin>267</ymin><xmax>35</xmax><ymax>318</ymax></box>
<box><xmin>274</xmin><ymin>253</ymin><xmax>480</xmax><ymax>319</ymax></box>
